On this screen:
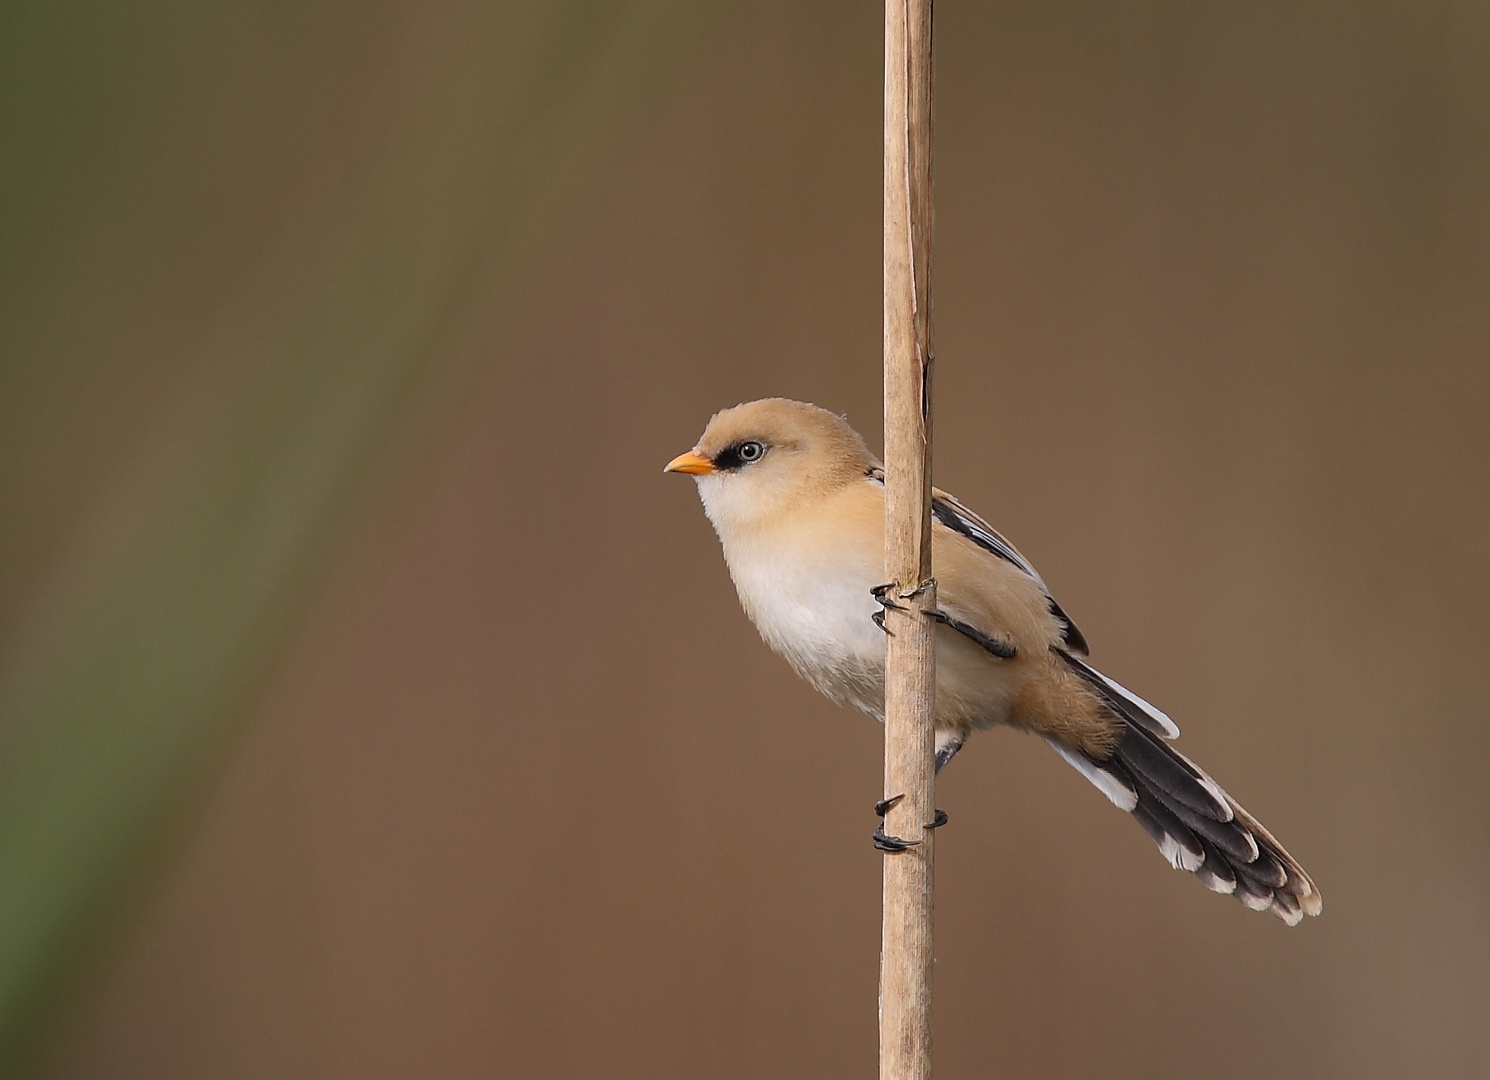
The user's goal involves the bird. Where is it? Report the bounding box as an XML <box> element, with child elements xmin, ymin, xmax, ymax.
<box><xmin>665</xmin><ymin>397</ymin><xmax>1321</xmax><ymax>924</ymax></box>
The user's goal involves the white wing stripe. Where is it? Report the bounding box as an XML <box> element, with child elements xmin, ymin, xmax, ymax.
<box><xmin>1093</xmin><ymin>671</ymin><xmax>1181</xmax><ymax>739</ymax></box>
<box><xmin>1046</xmin><ymin>739</ymin><xmax>1138</xmax><ymax>811</ymax></box>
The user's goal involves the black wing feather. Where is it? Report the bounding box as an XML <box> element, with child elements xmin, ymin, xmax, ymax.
<box><xmin>865</xmin><ymin>469</ymin><xmax>1089</xmax><ymax>654</ymax></box>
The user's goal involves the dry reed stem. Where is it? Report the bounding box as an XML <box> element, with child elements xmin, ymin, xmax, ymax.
<box><xmin>880</xmin><ymin>0</ymin><xmax>936</xmax><ymax>1078</ymax></box>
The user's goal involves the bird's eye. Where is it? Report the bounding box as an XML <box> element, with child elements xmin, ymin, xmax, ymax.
<box><xmin>737</xmin><ymin>441</ymin><xmax>765</xmax><ymax>462</ymax></box>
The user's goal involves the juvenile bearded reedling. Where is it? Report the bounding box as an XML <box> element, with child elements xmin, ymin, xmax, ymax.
<box><xmin>666</xmin><ymin>398</ymin><xmax>1321</xmax><ymax>924</ymax></box>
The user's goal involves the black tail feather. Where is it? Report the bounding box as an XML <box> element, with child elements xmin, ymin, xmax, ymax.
<box><xmin>1232</xmin><ymin>847</ymin><xmax>1288</xmax><ymax>890</ymax></box>
<box><xmin>1119</xmin><ymin>725</ymin><xmax>1231</xmax><ymax>821</ymax></box>
<box><xmin>1132</xmin><ymin>781</ymin><xmax>1204</xmax><ymax>868</ymax></box>
<box><xmin>1192</xmin><ymin>836</ymin><xmax>1238</xmax><ymax>894</ymax></box>
<box><xmin>1052</xmin><ymin>660</ymin><xmax>1322</xmax><ymax>925</ymax></box>
<box><xmin>1157</xmin><ymin>780</ymin><xmax>1259</xmax><ymax>862</ymax></box>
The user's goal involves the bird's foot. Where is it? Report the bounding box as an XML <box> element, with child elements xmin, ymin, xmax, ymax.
<box><xmin>872</xmin><ymin>794</ymin><xmax>948</xmax><ymax>850</ymax></box>
<box><xmin>873</xmin><ymin>793</ymin><xmax>917</xmax><ymax>850</ymax></box>
<box><xmin>872</xmin><ymin>823</ymin><xmax>920</xmax><ymax>852</ymax></box>
<box><xmin>870</xmin><ymin>583</ymin><xmax>904</xmax><ymax>635</ymax></box>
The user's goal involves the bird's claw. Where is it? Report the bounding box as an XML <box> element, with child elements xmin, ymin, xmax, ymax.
<box><xmin>872</xmin><ymin>794</ymin><xmax>945</xmax><ymax>850</ymax></box>
<box><xmin>873</xmin><ymin>794</ymin><xmax>917</xmax><ymax>850</ymax></box>
<box><xmin>873</xmin><ymin>823</ymin><xmax>921</xmax><ymax>852</ymax></box>
<box><xmin>871</xmin><ymin>583</ymin><xmax>906</xmax><ymax>636</ymax></box>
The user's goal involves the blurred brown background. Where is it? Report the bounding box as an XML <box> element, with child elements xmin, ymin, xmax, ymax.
<box><xmin>3</xmin><ymin>1</ymin><xmax>1487</xmax><ymax>1077</ymax></box>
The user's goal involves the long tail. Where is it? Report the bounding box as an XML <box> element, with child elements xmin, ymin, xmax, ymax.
<box><xmin>1048</xmin><ymin>653</ymin><xmax>1322</xmax><ymax>925</ymax></box>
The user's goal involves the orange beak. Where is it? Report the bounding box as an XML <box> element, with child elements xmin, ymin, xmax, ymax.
<box><xmin>663</xmin><ymin>451</ymin><xmax>714</xmax><ymax>475</ymax></box>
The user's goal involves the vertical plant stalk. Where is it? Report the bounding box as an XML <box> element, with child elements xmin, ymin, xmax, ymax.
<box><xmin>881</xmin><ymin>1</ymin><xmax>935</xmax><ymax>1079</ymax></box>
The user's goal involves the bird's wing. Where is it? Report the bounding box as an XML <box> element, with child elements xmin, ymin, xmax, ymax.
<box><xmin>932</xmin><ymin>489</ymin><xmax>1090</xmax><ymax>655</ymax></box>
<box><xmin>867</xmin><ymin>469</ymin><xmax>1090</xmax><ymax>656</ymax></box>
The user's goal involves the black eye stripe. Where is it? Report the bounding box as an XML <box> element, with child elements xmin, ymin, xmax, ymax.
<box><xmin>713</xmin><ymin>440</ymin><xmax>767</xmax><ymax>471</ymax></box>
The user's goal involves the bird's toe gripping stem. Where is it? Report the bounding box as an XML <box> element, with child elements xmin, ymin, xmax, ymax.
<box><xmin>870</xmin><ymin>582</ymin><xmax>904</xmax><ymax>635</ymax></box>
<box><xmin>872</xmin><ymin>794</ymin><xmax>949</xmax><ymax>852</ymax></box>
<box><xmin>870</xmin><ymin>579</ymin><xmax>934</xmax><ymax>634</ymax></box>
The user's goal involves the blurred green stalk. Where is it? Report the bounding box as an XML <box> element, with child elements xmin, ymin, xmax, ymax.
<box><xmin>0</xmin><ymin>0</ymin><xmax>715</xmax><ymax>1066</ymax></box>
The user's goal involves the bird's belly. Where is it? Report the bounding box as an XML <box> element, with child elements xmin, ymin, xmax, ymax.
<box><xmin>727</xmin><ymin>548</ymin><xmax>1019</xmax><ymax>729</ymax></box>
<box><xmin>728</xmin><ymin>550</ymin><xmax>889</xmax><ymax>717</ymax></box>
<box><xmin>726</xmin><ymin>541</ymin><xmax>1025</xmax><ymax>734</ymax></box>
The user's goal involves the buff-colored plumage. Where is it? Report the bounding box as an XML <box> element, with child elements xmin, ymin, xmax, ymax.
<box><xmin>667</xmin><ymin>398</ymin><xmax>1320</xmax><ymax>923</ymax></box>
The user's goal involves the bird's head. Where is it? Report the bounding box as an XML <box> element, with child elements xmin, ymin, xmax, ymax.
<box><xmin>664</xmin><ymin>398</ymin><xmax>878</xmax><ymax>533</ymax></box>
